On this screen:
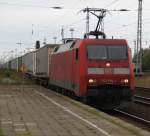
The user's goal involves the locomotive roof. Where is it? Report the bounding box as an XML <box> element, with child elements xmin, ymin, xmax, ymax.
<box><xmin>80</xmin><ymin>38</ymin><xmax>127</xmax><ymax>44</ymax></box>
<box><xmin>44</xmin><ymin>43</ymin><xmax>60</xmax><ymax>48</ymax></box>
<box><xmin>37</xmin><ymin>44</ymin><xmax>60</xmax><ymax>50</ymax></box>
<box><xmin>22</xmin><ymin>50</ymin><xmax>35</xmax><ymax>57</ymax></box>
<box><xmin>53</xmin><ymin>38</ymin><xmax>128</xmax><ymax>54</ymax></box>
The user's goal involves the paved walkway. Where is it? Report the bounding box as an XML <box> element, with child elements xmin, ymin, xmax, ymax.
<box><xmin>0</xmin><ymin>85</ymin><xmax>149</xmax><ymax>136</ymax></box>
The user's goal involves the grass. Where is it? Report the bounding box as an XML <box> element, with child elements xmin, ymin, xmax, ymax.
<box><xmin>0</xmin><ymin>129</ymin><xmax>5</xmax><ymax>136</ymax></box>
<box><xmin>0</xmin><ymin>69</ymin><xmax>34</xmax><ymax>85</ymax></box>
<box><xmin>16</xmin><ymin>132</ymin><xmax>32</xmax><ymax>136</ymax></box>
<box><xmin>135</xmin><ymin>74</ymin><xmax>150</xmax><ymax>88</ymax></box>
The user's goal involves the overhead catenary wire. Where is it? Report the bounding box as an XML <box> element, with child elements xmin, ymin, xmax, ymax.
<box><xmin>45</xmin><ymin>0</ymin><xmax>88</xmax><ymax>40</ymax></box>
<box><xmin>0</xmin><ymin>1</ymin><xmax>86</xmax><ymax>9</ymax></box>
<box><xmin>104</xmin><ymin>16</ymin><xmax>150</xmax><ymax>33</ymax></box>
<box><xmin>104</xmin><ymin>0</ymin><xmax>120</xmax><ymax>8</ymax></box>
<box><xmin>1</xmin><ymin>0</ymin><xmax>150</xmax><ymax>55</ymax></box>
<box><xmin>0</xmin><ymin>2</ymin><xmax>52</xmax><ymax>8</ymax></box>
<box><xmin>0</xmin><ymin>0</ymin><xmax>87</xmax><ymax>44</ymax></box>
<box><xmin>63</xmin><ymin>18</ymin><xmax>86</xmax><ymax>28</ymax></box>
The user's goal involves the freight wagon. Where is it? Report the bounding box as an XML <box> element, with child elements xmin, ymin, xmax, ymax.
<box><xmin>34</xmin><ymin>44</ymin><xmax>60</xmax><ymax>84</ymax></box>
<box><xmin>22</xmin><ymin>51</ymin><xmax>35</xmax><ymax>75</ymax></box>
<box><xmin>10</xmin><ymin>58</ymin><xmax>18</xmax><ymax>70</ymax></box>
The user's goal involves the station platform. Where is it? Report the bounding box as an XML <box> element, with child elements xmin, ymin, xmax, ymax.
<box><xmin>0</xmin><ymin>85</ymin><xmax>149</xmax><ymax>136</ymax></box>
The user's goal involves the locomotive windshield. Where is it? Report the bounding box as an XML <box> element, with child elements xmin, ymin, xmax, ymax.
<box><xmin>87</xmin><ymin>45</ymin><xmax>128</xmax><ymax>60</ymax></box>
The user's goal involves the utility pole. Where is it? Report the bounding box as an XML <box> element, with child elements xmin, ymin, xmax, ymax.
<box><xmin>16</xmin><ymin>41</ymin><xmax>23</xmax><ymax>72</ymax></box>
<box><xmin>134</xmin><ymin>40</ymin><xmax>137</xmax><ymax>57</ymax></box>
<box><xmin>61</xmin><ymin>27</ymin><xmax>64</xmax><ymax>40</ymax></box>
<box><xmin>70</xmin><ymin>28</ymin><xmax>74</xmax><ymax>38</ymax></box>
<box><xmin>86</xmin><ymin>7</ymin><xmax>90</xmax><ymax>38</ymax></box>
<box><xmin>43</xmin><ymin>38</ymin><xmax>47</xmax><ymax>45</ymax></box>
<box><xmin>53</xmin><ymin>36</ymin><xmax>57</xmax><ymax>44</ymax></box>
<box><xmin>136</xmin><ymin>0</ymin><xmax>143</xmax><ymax>75</ymax></box>
<box><xmin>15</xmin><ymin>48</ymin><xmax>19</xmax><ymax>72</ymax></box>
<box><xmin>16</xmin><ymin>41</ymin><xmax>23</xmax><ymax>47</ymax></box>
<box><xmin>32</xmin><ymin>24</ymin><xmax>34</xmax><ymax>35</ymax></box>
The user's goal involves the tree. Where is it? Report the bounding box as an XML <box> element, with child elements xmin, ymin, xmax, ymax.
<box><xmin>133</xmin><ymin>48</ymin><xmax>150</xmax><ymax>72</ymax></box>
<box><xmin>142</xmin><ymin>49</ymin><xmax>150</xmax><ymax>71</ymax></box>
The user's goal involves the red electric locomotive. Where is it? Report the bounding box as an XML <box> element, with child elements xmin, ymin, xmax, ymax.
<box><xmin>49</xmin><ymin>8</ymin><xmax>135</xmax><ymax>109</ymax></box>
<box><xmin>49</xmin><ymin>38</ymin><xmax>135</xmax><ymax>109</ymax></box>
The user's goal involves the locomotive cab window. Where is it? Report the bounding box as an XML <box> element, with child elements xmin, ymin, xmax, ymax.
<box><xmin>87</xmin><ymin>45</ymin><xmax>107</xmax><ymax>60</ymax></box>
<box><xmin>87</xmin><ymin>45</ymin><xmax>128</xmax><ymax>60</ymax></box>
<box><xmin>108</xmin><ymin>45</ymin><xmax>128</xmax><ymax>60</ymax></box>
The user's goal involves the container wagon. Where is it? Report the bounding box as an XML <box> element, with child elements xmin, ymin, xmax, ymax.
<box><xmin>35</xmin><ymin>44</ymin><xmax>60</xmax><ymax>84</ymax></box>
<box><xmin>22</xmin><ymin>51</ymin><xmax>35</xmax><ymax>76</ymax></box>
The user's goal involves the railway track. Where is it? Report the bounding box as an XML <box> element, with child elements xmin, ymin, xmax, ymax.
<box><xmin>134</xmin><ymin>95</ymin><xmax>150</xmax><ymax>106</ymax></box>
<box><xmin>108</xmin><ymin>87</ymin><xmax>150</xmax><ymax>130</ymax></box>
<box><xmin>136</xmin><ymin>87</ymin><xmax>150</xmax><ymax>92</ymax></box>
<box><xmin>135</xmin><ymin>87</ymin><xmax>150</xmax><ymax>106</ymax></box>
<box><xmin>114</xmin><ymin>109</ymin><xmax>150</xmax><ymax>126</ymax></box>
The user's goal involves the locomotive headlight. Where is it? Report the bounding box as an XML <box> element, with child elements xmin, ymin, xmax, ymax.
<box><xmin>121</xmin><ymin>79</ymin><xmax>129</xmax><ymax>84</ymax></box>
<box><xmin>89</xmin><ymin>79</ymin><xmax>94</xmax><ymax>83</ymax></box>
<box><xmin>124</xmin><ymin>79</ymin><xmax>129</xmax><ymax>83</ymax></box>
<box><xmin>89</xmin><ymin>79</ymin><xmax>97</xmax><ymax>84</ymax></box>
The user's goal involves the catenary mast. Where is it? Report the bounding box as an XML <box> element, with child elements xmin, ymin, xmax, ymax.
<box><xmin>136</xmin><ymin>0</ymin><xmax>143</xmax><ymax>75</ymax></box>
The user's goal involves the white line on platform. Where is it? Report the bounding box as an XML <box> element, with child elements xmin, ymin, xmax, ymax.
<box><xmin>34</xmin><ymin>90</ymin><xmax>112</xmax><ymax>136</ymax></box>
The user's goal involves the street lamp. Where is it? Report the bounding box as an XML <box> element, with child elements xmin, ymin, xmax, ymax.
<box><xmin>16</xmin><ymin>41</ymin><xmax>24</xmax><ymax>72</ymax></box>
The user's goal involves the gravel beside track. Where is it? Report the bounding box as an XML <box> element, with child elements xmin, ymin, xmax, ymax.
<box><xmin>135</xmin><ymin>87</ymin><xmax>150</xmax><ymax>98</ymax></box>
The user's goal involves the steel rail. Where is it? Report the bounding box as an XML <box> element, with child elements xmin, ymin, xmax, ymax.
<box><xmin>134</xmin><ymin>95</ymin><xmax>150</xmax><ymax>106</ymax></box>
<box><xmin>136</xmin><ymin>87</ymin><xmax>150</xmax><ymax>92</ymax></box>
<box><xmin>114</xmin><ymin>109</ymin><xmax>150</xmax><ymax>125</ymax></box>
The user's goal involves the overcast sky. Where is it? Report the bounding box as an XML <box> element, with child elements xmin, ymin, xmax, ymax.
<box><xmin>0</xmin><ymin>0</ymin><xmax>150</xmax><ymax>61</ymax></box>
